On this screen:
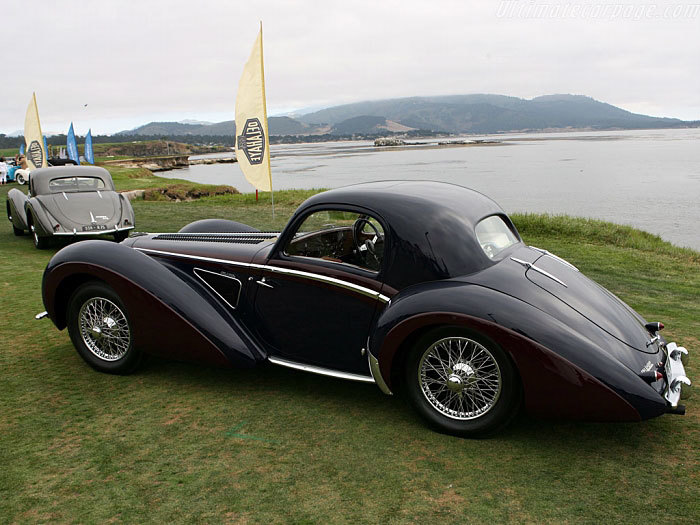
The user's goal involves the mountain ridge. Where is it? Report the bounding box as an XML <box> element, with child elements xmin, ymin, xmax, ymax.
<box><xmin>118</xmin><ymin>94</ymin><xmax>698</xmax><ymax>137</ymax></box>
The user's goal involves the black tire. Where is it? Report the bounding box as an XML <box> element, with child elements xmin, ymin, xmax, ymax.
<box><xmin>29</xmin><ymin>216</ymin><xmax>49</xmax><ymax>249</ymax></box>
<box><xmin>7</xmin><ymin>202</ymin><xmax>21</xmax><ymax>235</ymax></box>
<box><xmin>67</xmin><ymin>281</ymin><xmax>141</xmax><ymax>374</ymax></box>
<box><xmin>403</xmin><ymin>326</ymin><xmax>521</xmax><ymax>438</ymax></box>
<box><xmin>113</xmin><ymin>231</ymin><xmax>129</xmax><ymax>243</ymax></box>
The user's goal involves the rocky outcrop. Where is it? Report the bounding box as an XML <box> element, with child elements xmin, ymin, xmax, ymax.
<box><xmin>121</xmin><ymin>189</ymin><xmax>146</xmax><ymax>201</ymax></box>
<box><xmin>374</xmin><ymin>137</ymin><xmax>406</xmax><ymax>147</ymax></box>
<box><xmin>189</xmin><ymin>157</ymin><xmax>237</xmax><ymax>165</ymax></box>
<box><xmin>143</xmin><ymin>184</ymin><xmax>239</xmax><ymax>202</ymax></box>
<box><xmin>102</xmin><ymin>155</ymin><xmax>190</xmax><ymax>171</ymax></box>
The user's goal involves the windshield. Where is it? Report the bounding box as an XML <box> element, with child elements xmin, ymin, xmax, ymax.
<box><xmin>48</xmin><ymin>176</ymin><xmax>107</xmax><ymax>193</ymax></box>
<box><xmin>475</xmin><ymin>215</ymin><xmax>519</xmax><ymax>259</ymax></box>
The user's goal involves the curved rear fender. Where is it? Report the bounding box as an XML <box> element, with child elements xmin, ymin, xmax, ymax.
<box><xmin>43</xmin><ymin>240</ymin><xmax>264</xmax><ymax>368</ymax></box>
<box><xmin>372</xmin><ymin>283</ymin><xmax>665</xmax><ymax>421</ymax></box>
<box><xmin>7</xmin><ymin>190</ymin><xmax>28</xmax><ymax>230</ymax></box>
<box><xmin>118</xmin><ymin>193</ymin><xmax>135</xmax><ymax>226</ymax></box>
<box><xmin>26</xmin><ymin>198</ymin><xmax>56</xmax><ymax>236</ymax></box>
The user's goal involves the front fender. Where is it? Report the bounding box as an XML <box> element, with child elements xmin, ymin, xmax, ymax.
<box><xmin>43</xmin><ymin>240</ymin><xmax>265</xmax><ymax>368</ymax></box>
<box><xmin>371</xmin><ymin>282</ymin><xmax>667</xmax><ymax>421</ymax></box>
<box><xmin>7</xmin><ymin>189</ymin><xmax>28</xmax><ymax>230</ymax></box>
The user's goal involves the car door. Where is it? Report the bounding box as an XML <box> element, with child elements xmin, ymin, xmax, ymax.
<box><xmin>252</xmin><ymin>207</ymin><xmax>388</xmax><ymax>376</ymax></box>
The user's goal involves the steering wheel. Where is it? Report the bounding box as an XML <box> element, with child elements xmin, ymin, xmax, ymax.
<box><xmin>352</xmin><ymin>217</ymin><xmax>383</xmax><ymax>265</ymax></box>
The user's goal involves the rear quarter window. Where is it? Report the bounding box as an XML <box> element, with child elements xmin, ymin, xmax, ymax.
<box><xmin>475</xmin><ymin>215</ymin><xmax>519</xmax><ymax>259</ymax></box>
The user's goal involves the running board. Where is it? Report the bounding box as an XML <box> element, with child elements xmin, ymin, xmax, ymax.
<box><xmin>268</xmin><ymin>356</ymin><xmax>375</xmax><ymax>383</ymax></box>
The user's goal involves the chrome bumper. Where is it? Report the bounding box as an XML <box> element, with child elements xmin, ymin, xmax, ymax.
<box><xmin>53</xmin><ymin>225</ymin><xmax>134</xmax><ymax>237</ymax></box>
<box><xmin>664</xmin><ymin>342</ymin><xmax>691</xmax><ymax>407</ymax></box>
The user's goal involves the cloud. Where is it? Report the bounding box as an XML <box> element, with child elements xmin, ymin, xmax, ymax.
<box><xmin>2</xmin><ymin>0</ymin><xmax>698</xmax><ymax>134</ymax></box>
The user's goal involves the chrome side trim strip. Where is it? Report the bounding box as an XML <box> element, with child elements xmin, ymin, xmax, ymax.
<box><xmin>134</xmin><ymin>247</ymin><xmax>390</xmax><ymax>303</ymax></box>
<box><xmin>530</xmin><ymin>246</ymin><xmax>579</xmax><ymax>272</ymax></box>
<box><xmin>368</xmin><ymin>351</ymin><xmax>393</xmax><ymax>395</ymax></box>
<box><xmin>265</xmin><ymin>265</ymin><xmax>391</xmax><ymax>303</ymax></box>
<box><xmin>268</xmin><ymin>356</ymin><xmax>376</xmax><ymax>383</ymax></box>
<box><xmin>193</xmin><ymin>267</ymin><xmax>242</xmax><ymax>310</ymax></box>
<box><xmin>135</xmin><ymin>247</ymin><xmax>267</xmax><ymax>269</ymax></box>
<box><xmin>511</xmin><ymin>257</ymin><xmax>567</xmax><ymax>287</ymax></box>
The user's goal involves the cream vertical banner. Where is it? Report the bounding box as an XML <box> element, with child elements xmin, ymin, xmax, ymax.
<box><xmin>235</xmin><ymin>22</ymin><xmax>274</xmax><ymax>213</ymax></box>
<box><xmin>24</xmin><ymin>92</ymin><xmax>48</xmax><ymax>170</ymax></box>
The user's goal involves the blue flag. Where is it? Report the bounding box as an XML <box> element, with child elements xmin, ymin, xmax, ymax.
<box><xmin>43</xmin><ymin>135</ymin><xmax>48</xmax><ymax>157</ymax></box>
<box><xmin>85</xmin><ymin>129</ymin><xmax>94</xmax><ymax>164</ymax></box>
<box><xmin>67</xmin><ymin>122</ymin><xmax>80</xmax><ymax>165</ymax></box>
<box><xmin>19</xmin><ymin>143</ymin><xmax>25</xmax><ymax>155</ymax></box>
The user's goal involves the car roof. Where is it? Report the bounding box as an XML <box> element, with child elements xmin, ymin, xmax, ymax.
<box><xmin>296</xmin><ymin>181</ymin><xmax>520</xmax><ymax>287</ymax></box>
<box><xmin>30</xmin><ymin>166</ymin><xmax>114</xmax><ymax>194</ymax></box>
<box><xmin>302</xmin><ymin>180</ymin><xmax>502</xmax><ymax>224</ymax></box>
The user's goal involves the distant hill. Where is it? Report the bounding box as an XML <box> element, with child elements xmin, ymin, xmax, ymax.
<box><xmin>329</xmin><ymin>115</ymin><xmax>417</xmax><ymax>134</ymax></box>
<box><xmin>120</xmin><ymin>116</ymin><xmax>317</xmax><ymax>137</ymax></box>
<box><xmin>298</xmin><ymin>94</ymin><xmax>692</xmax><ymax>133</ymax></box>
<box><xmin>117</xmin><ymin>94</ymin><xmax>697</xmax><ymax>137</ymax></box>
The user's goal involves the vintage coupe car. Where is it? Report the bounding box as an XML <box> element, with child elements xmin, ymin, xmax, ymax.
<box><xmin>7</xmin><ymin>165</ymin><xmax>135</xmax><ymax>248</ymax></box>
<box><xmin>37</xmin><ymin>181</ymin><xmax>691</xmax><ymax>436</ymax></box>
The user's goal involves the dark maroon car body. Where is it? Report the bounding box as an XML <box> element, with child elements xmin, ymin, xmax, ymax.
<box><xmin>39</xmin><ymin>181</ymin><xmax>691</xmax><ymax>432</ymax></box>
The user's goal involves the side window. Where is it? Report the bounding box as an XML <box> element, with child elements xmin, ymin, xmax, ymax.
<box><xmin>285</xmin><ymin>210</ymin><xmax>385</xmax><ymax>272</ymax></box>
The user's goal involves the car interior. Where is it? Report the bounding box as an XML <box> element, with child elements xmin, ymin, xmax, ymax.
<box><xmin>285</xmin><ymin>210</ymin><xmax>385</xmax><ymax>272</ymax></box>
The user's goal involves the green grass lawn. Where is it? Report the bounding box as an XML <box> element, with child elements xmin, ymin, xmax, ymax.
<box><xmin>0</xmin><ymin>174</ymin><xmax>698</xmax><ymax>523</ymax></box>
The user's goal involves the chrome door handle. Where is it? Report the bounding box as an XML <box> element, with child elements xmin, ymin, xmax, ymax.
<box><xmin>256</xmin><ymin>277</ymin><xmax>274</xmax><ymax>289</ymax></box>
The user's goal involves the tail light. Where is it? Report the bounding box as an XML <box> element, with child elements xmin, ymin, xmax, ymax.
<box><xmin>645</xmin><ymin>322</ymin><xmax>664</xmax><ymax>334</ymax></box>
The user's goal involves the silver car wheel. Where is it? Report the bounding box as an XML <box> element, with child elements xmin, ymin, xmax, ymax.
<box><xmin>418</xmin><ymin>336</ymin><xmax>502</xmax><ymax>420</ymax></box>
<box><xmin>79</xmin><ymin>297</ymin><xmax>131</xmax><ymax>361</ymax></box>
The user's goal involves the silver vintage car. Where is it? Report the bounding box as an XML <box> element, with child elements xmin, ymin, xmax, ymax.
<box><xmin>6</xmin><ymin>166</ymin><xmax>135</xmax><ymax>249</ymax></box>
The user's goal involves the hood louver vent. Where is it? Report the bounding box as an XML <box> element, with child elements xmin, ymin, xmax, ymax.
<box><xmin>153</xmin><ymin>233</ymin><xmax>277</xmax><ymax>244</ymax></box>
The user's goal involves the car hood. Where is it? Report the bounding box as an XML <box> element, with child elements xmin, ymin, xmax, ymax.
<box><xmin>41</xmin><ymin>192</ymin><xmax>119</xmax><ymax>226</ymax></box>
<box><xmin>461</xmin><ymin>246</ymin><xmax>656</xmax><ymax>354</ymax></box>
<box><xmin>124</xmin><ymin>232</ymin><xmax>277</xmax><ymax>267</ymax></box>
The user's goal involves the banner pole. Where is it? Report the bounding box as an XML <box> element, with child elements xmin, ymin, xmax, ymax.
<box><xmin>258</xmin><ymin>21</ymin><xmax>274</xmax><ymax>220</ymax></box>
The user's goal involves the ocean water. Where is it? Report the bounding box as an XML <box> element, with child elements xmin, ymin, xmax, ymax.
<box><xmin>160</xmin><ymin>128</ymin><xmax>700</xmax><ymax>250</ymax></box>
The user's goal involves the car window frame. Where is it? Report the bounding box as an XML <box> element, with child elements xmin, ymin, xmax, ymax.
<box><xmin>273</xmin><ymin>204</ymin><xmax>389</xmax><ymax>279</ymax></box>
<box><xmin>47</xmin><ymin>176</ymin><xmax>108</xmax><ymax>193</ymax></box>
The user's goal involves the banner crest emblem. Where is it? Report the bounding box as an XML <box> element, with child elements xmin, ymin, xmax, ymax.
<box><xmin>28</xmin><ymin>140</ymin><xmax>44</xmax><ymax>168</ymax></box>
<box><xmin>237</xmin><ymin>118</ymin><xmax>265</xmax><ymax>165</ymax></box>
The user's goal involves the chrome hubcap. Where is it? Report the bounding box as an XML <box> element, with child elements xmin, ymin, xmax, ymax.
<box><xmin>419</xmin><ymin>337</ymin><xmax>502</xmax><ymax>420</ymax></box>
<box><xmin>79</xmin><ymin>297</ymin><xmax>130</xmax><ymax>361</ymax></box>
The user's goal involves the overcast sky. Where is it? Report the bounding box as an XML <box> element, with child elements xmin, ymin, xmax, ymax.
<box><xmin>2</xmin><ymin>0</ymin><xmax>699</xmax><ymax>135</ymax></box>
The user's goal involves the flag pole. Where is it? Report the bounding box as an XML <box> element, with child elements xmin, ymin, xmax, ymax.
<box><xmin>258</xmin><ymin>21</ymin><xmax>275</xmax><ymax>219</ymax></box>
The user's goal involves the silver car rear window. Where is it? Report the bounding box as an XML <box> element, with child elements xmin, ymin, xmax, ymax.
<box><xmin>48</xmin><ymin>176</ymin><xmax>107</xmax><ymax>193</ymax></box>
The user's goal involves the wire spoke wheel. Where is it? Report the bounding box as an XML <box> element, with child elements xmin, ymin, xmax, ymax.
<box><xmin>418</xmin><ymin>336</ymin><xmax>502</xmax><ymax>420</ymax></box>
<box><xmin>78</xmin><ymin>297</ymin><xmax>131</xmax><ymax>361</ymax></box>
